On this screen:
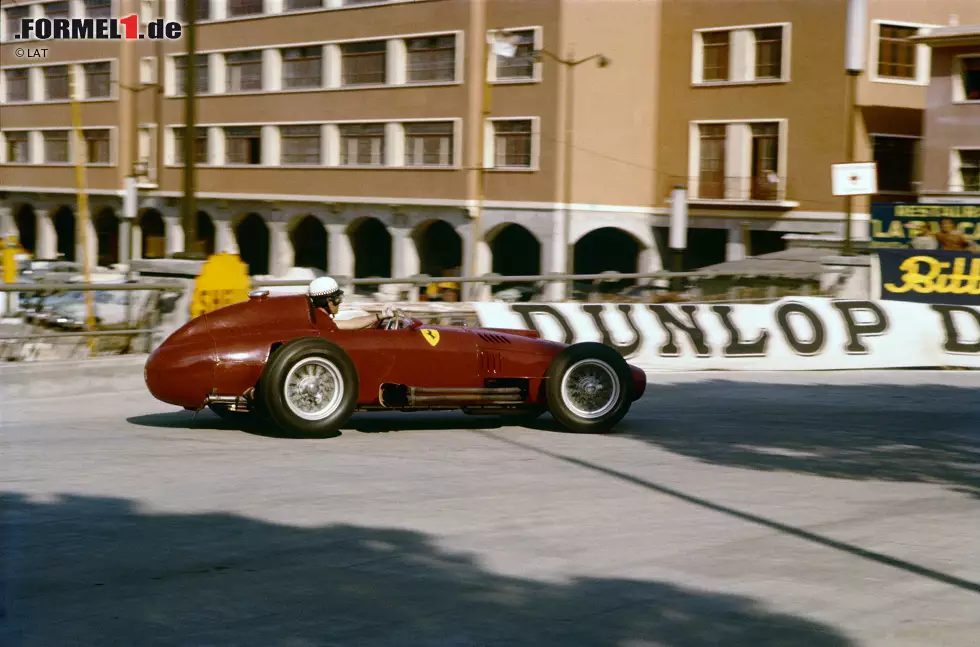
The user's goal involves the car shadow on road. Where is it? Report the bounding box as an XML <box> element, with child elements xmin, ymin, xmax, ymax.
<box><xmin>125</xmin><ymin>410</ymin><xmax>557</xmax><ymax>439</ymax></box>
<box><xmin>623</xmin><ymin>379</ymin><xmax>980</xmax><ymax>499</ymax></box>
<box><xmin>0</xmin><ymin>491</ymin><xmax>855</xmax><ymax>647</ymax></box>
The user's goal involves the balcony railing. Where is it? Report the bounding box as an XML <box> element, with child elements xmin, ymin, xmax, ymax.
<box><xmin>688</xmin><ymin>175</ymin><xmax>788</xmax><ymax>202</ymax></box>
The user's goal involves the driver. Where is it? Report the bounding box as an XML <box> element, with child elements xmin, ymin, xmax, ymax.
<box><xmin>308</xmin><ymin>277</ymin><xmax>385</xmax><ymax>330</ymax></box>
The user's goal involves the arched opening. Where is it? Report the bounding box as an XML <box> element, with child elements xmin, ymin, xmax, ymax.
<box><xmin>235</xmin><ymin>213</ymin><xmax>270</xmax><ymax>275</ymax></box>
<box><xmin>490</xmin><ymin>224</ymin><xmax>540</xmax><ymax>276</ymax></box>
<box><xmin>139</xmin><ymin>209</ymin><xmax>166</xmax><ymax>259</ymax></box>
<box><xmin>489</xmin><ymin>224</ymin><xmax>541</xmax><ymax>297</ymax></box>
<box><xmin>14</xmin><ymin>204</ymin><xmax>37</xmax><ymax>255</ymax></box>
<box><xmin>53</xmin><ymin>206</ymin><xmax>76</xmax><ymax>262</ymax></box>
<box><xmin>196</xmin><ymin>211</ymin><xmax>216</xmax><ymax>256</ymax></box>
<box><xmin>291</xmin><ymin>215</ymin><xmax>328</xmax><ymax>271</ymax></box>
<box><xmin>414</xmin><ymin>219</ymin><xmax>463</xmax><ymax>278</ymax></box>
<box><xmin>349</xmin><ymin>217</ymin><xmax>391</xmax><ymax>295</ymax></box>
<box><xmin>574</xmin><ymin>227</ymin><xmax>641</xmax><ymax>294</ymax></box>
<box><xmin>94</xmin><ymin>208</ymin><xmax>120</xmax><ymax>267</ymax></box>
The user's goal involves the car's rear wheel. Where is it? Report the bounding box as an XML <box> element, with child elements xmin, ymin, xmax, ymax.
<box><xmin>257</xmin><ymin>337</ymin><xmax>359</xmax><ymax>437</ymax></box>
<box><xmin>545</xmin><ymin>342</ymin><xmax>633</xmax><ymax>434</ymax></box>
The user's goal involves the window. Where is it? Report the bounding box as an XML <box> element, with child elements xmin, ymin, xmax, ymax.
<box><xmin>873</xmin><ymin>136</ymin><xmax>917</xmax><ymax>192</ymax></box>
<box><xmin>956</xmin><ymin>150</ymin><xmax>980</xmax><ymax>192</ymax></box>
<box><xmin>6</xmin><ymin>6</ymin><xmax>29</xmax><ymax>40</ymax></box>
<box><xmin>406</xmin><ymin>36</ymin><xmax>456</xmax><ymax>83</ymax></box>
<box><xmin>84</xmin><ymin>62</ymin><xmax>111</xmax><ymax>98</ymax></box>
<box><xmin>286</xmin><ymin>0</ymin><xmax>322</xmax><ymax>9</ymax></box>
<box><xmin>5</xmin><ymin>132</ymin><xmax>30</xmax><ymax>163</ymax></box>
<box><xmin>405</xmin><ymin>122</ymin><xmax>454</xmax><ymax>167</ymax></box>
<box><xmin>84</xmin><ymin>0</ymin><xmax>111</xmax><ymax>19</ymax></box>
<box><xmin>173</xmin><ymin>127</ymin><xmax>209</xmax><ymax>165</ymax></box>
<box><xmin>693</xmin><ymin>121</ymin><xmax>785</xmax><ymax>200</ymax></box>
<box><xmin>492</xmin><ymin>120</ymin><xmax>532</xmax><ymax>168</ymax></box>
<box><xmin>44</xmin><ymin>2</ymin><xmax>71</xmax><ymax>19</ymax></box>
<box><xmin>754</xmin><ymin>27</ymin><xmax>782</xmax><ymax>80</ymax></box>
<box><xmin>280</xmin><ymin>126</ymin><xmax>321</xmax><ymax>165</ymax></box>
<box><xmin>225</xmin><ymin>127</ymin><xmax>262</xmax><ymax>165</ymax></box>
<box><xmin>698</xmin><ymin>124</ymin><xmax>727</xmax><ymax>198</ymax></box>
<box><xmin>44</xmin><ymin>130</ymin><xmax>70</xmax><ymax>163</ymax></box>
<box><xmin>341</xmin><ymin>41</ymin><xmax>387</xmax><ymax>86</ymax></box>
<box><xmin>494</xmin><ymin>30</ymin><xmax>535</xmax><ymax>80</ymax></box>
<box><xmin>5</xmin><ymin>69</ymin><xmax>29</xmax><ymax>102</ymax></box>
<box><xmin>701</xmin><ymin>32</ymin><xmax>730</xmax><ymax>82</ymax></box>
<box><xmin>695</xmin><ymin>24</ymin><xmax>789</xmax><ymax>84</ymax></box>
<box><xmin>339</xmin><ymin>124</ymin><xmax>385</xmax><ymax>166</ymax></box>
<box><xmin>45</xmin><ymin>65</ymin><xmax>71</xmax><ymax>100</ymax></box>
<box><xmin>877</xmin><ymin>24</ymin><xmax>918</xmax><ymax>79</ymax></box>
<box><xmin>226</xmin><ymin>51</ymin><xmax>264</xmax><ymax>93</ymax></box>
<box><xmin>229</xmin><ymin>0</ymin><xmax>263</xmax><ymax>17</ymax></box>
<box><xmin>178</xmin><ymin>0</ymin><xmax>210</xmax><ymax>21</ymax></box>
<box><xmin>174</xmin><ymin>55</ymin><xmax>209</xmax><ymax>95</ymax></box>
<box><xmin>960</xmin><ymin>57</ymin><xmax>980</xmax><ymax>101</ymax></box>
<box><xmin>83</xmin><ymin>129</ymin><xmax>111</xmax><ymax>164</ymax></box>
<box><xmin>750</xmin><ymin>123</ymin><xmax>780</xmax><ymax>200</ymax></box>
<box><xmin>283</xmin><ymin>47</ymin><xmax>322</xmax><ymax>89</ymax></box>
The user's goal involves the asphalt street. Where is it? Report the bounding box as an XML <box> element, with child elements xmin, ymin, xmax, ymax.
<box><xmin>2</xmin><ymin>370</ymin><xmax>979</xmax><ymax>647</ymax></box>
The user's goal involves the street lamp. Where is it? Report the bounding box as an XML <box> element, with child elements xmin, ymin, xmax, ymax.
<box><xmin>843</xmin><ymin>0</ymin><xmax>868</xmax><ymax>256</ymax></box>
<box><xmin>532</xmin><ymin>48</ymin><xmax>610</xmax><ymax>300</ymax></box>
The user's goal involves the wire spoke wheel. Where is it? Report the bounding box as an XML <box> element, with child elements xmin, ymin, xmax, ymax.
<box><xmin>559</xmin><ymin>358</ymin><xmax>620</xmax><ymax>420</ymax></box>
<box><xmin>284</xmin><ymin>357</ymin><xmax>344</xmax><ymax>421</ymax></box>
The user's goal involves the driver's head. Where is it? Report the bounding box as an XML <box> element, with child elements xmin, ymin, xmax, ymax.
<box><xmin>308</xmin><ymin>277</ymin><xmax>343</xmax><ymax>315</ymax></box>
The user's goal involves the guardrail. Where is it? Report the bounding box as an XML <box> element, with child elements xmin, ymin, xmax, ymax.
<box><xmin>0</xmin><ymin>268</ymin><xmax>831</xmax><ymax>362</ymax></box>
<box><xmin>0</xmin><ymin>281</ymin><xmax>185</xmax><ymax>362</ymax></box>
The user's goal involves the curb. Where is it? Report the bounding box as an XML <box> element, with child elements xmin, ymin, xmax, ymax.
<box><xmin>0</xmin><ymin>354</ymin><xmax>149</xmax><ymax>401</ymax></box>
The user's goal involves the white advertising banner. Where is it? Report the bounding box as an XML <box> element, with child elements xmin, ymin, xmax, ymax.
<box><xmin>473</xmin><ymin>297</ymin><xmax>980</xmax><ymax>371</ymax></box>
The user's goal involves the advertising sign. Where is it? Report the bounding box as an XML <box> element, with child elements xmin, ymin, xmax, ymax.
<box><xmin>474</xmin><ymin>298</ymin><xmax>980</xmax><ymax>372</ymax></box>
<box><xmin>870</xmin><ymin>203</ymin><xmax>980</xmax><ymax>249</ymax></box>
<box><xmin>876</xmin><ymin>249</ymin><xmax>980</xmax><ymax>306</ymax></box>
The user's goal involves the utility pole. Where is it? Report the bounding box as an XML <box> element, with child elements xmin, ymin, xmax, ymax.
<box><xmin>181</xmin><ymin>0</ymin><xmax>199</xmax><ymax>256</ymax></box>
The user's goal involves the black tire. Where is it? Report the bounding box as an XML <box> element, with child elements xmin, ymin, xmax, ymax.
<box><xmin>257</xmin><ymin>337</ymin><xmax>359</xmax><ymax>437</ymax></box>
<box><xmin>545</xmin><ymin>342</ymin><xmax>634</xmax><ymax>434</ymax></box>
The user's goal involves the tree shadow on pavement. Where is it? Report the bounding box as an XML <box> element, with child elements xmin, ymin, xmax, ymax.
<box><xmin>0</xmin><ymin>492</ymin><xmax>854</xmax><ymax>647</ymax></box>
<box><xmin>621</xmin><ymin>380</ymin><xmax>980</xmax><ymax>498</ymax></box>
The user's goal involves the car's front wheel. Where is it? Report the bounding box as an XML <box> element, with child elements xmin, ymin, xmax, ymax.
<box><xmin>257</xmin><ymin>337</ymin><xmax>359</xmax><ymax>437</ymax></box>
<box><xmin>545</xmin><ymin>342</ymin><xmax>633</xmax><ymax>434</ymax></box>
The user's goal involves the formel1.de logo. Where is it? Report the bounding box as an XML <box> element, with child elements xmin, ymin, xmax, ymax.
<box><xmin>15</xmin><ymin>15</ymin><xmax>182</xmax><ymax>40</ymax></box>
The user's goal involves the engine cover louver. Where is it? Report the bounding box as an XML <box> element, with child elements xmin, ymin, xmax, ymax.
<box><xmin>479</xmin><ymin>350</ymin><xmax>503</xmax><ymax>375</ymax></box>
<box><xmin>477</xmin><ymin>333</ymin><xmax>511</xmax><ymax>344</ymax></box>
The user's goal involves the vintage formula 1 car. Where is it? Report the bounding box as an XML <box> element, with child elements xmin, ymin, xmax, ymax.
<box><xmin>144</xmin><ymin>290</ymin><xmax>647</xmax><ymax>437</ymax></box>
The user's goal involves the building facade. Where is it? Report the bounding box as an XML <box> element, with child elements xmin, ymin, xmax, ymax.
<box><xmin>2</xmin><ymin>0</ymin><xmax>979</xmax><ymax>285</ymax></box>
<box><xmin>656</xmin><ymin>0</ymin><xmax>980</xmax><ymax>268</ymax></box>
<box><xmin>914</xmin><ymin>22</ymin><xmax>980</xmax><ymax>201</ymax></box>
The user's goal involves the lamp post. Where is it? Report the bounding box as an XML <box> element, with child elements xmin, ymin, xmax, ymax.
<box><xmin>843</xmin><ymin>0</ymin><xmax>868</xmax><ymax>256</ymax></box>
<box><xmin>533</xmin><ymin>48</ymin><xmax>610</xmax><ymax>300</ymax></box>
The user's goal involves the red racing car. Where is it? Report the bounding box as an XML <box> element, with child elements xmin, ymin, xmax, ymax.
<box><xmin>144</xmin><ymin>289</ymin><xmax>647</xmax><ymax>437</ymax></box>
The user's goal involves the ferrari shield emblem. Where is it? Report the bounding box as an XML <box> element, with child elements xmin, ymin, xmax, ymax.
<box><xmin>421</xmin><ymin>329</ymin><xmax>440</xmax><ymax>347</ymax></box>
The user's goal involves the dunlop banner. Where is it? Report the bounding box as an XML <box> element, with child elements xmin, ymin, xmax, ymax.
<box><xmin>473</xmin><ymin>298</ymin><xmax>980</xmax><ymax>372</ymax></box>
<box><xmin>877</xmin><ymin>249</ymin><xmax>980</xmax><ymax>306</ymax></box>
<box><xmin>870</xmin><ymin>203</ymin><xmax>980</xmax><ymax>249</ymax></box>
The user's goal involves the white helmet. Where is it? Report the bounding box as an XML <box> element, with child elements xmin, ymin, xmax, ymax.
<box><xmin>308</xmin><ymin>276</ymin><xmax>343</xmax><ymax>301</ymax></box>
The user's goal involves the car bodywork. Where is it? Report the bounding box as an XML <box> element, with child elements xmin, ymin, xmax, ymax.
<box><xmin>145</xmin><ymin>292</ymin><xmax>647</xmax><ymax>414</ymax></box>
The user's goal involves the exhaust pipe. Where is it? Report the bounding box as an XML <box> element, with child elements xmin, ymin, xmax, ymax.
<box><xmin>379</xmin><ymin>383</ymin><xmax>527</xmax><ymax>408</ymax></box>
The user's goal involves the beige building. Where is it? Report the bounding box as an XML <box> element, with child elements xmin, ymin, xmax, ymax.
<box><xmin>913</xmin><ymin>22</ymin><xmax>980</xmax><ymax>201</ymax></box>
<box><xmin>2</xmin><ymin>0</ymin><xmax>979</xmax><ymax>285</ymax></box>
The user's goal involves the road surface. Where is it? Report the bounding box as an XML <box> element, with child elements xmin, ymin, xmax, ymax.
<box><xmin>2</xmin><ymin>370</ymin><xmax>979</xmax><ymax>646</ymax></box>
